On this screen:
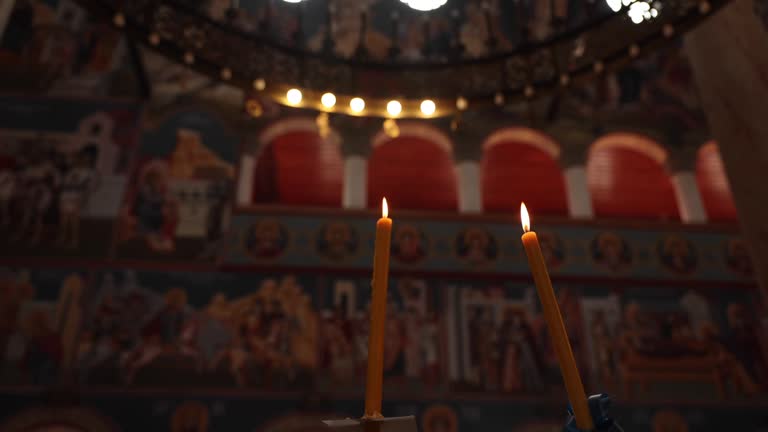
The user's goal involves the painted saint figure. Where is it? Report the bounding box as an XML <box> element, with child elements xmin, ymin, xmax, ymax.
<box><xmin>57</xmin><ymin>146</ymin><xmax>100</xmax><ymax>248</ymax></box>
<box><xmin>134</xmin><ymin>160</ymin><xmax>178</xmax><ymax>252</ymax></box>
<box><xmin>0</xmin><ymin>161</ymin><xmax>17</xmax><ymax>227</ymax></box>
<box><xmin>17</xmin><ymin>144</ymin><xmax>59</xmax><ymax>245</ymax></box>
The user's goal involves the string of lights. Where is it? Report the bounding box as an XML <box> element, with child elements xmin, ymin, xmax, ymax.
<box><xmin>83</xmin><ymin>0</ymin><xmax>724</xmax><ymax>119</ymax></box>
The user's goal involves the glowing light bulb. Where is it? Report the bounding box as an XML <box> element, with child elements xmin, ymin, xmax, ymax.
<box><xmin>628</xmin><ymin>2</ymin><xmax>650</xmax><ymax>23</ymax></box>
<box><xmin>456</xmin><ymin>96</ymin><xmax>468</xmax><ymax>110</ymax></box>
<box><xmin>246</xmin><ymin>99</ymin><xmax>263</xmax><ymax>118</ymax></box>
<box><xmin>350</xmin><ymin>97</ymin><xmax>365</xmax><ymax>113</ymax></box>
<box><xmin>420</xmin><ymin>99</ymin><xmax>436</xmax><ymax>116</ymax></box>
<box><xmin>606</xmin><ymin>0</ymin><xmax>622</xmax><ymax>12</ymax></box>
<box><xmin>524</xmin><ymin>85</ymin><xmax>535</xmax><ymax>98</ymax></box>
<box><xmin>593</xmin><ymin>61</ymin><xmax>604</xmax><ymax>73</ymax></box>
<box><xmin>387</xmin><ymin>100</ymin><xmax>402</xmax><ymax>117</ymax></box>
<box><xmin>321</xmin><ymin>92</ymin><xmax>337</xmax><ymax>108</ymax></box>
<box><xmin>113</xmin><ymin>13</ymin><xmax>125</xmax><ymax>28</ymax></box>
<box><xmin>286</xmin><ymin>88</ymin><xmax>303</xmax><ymax>105</ymax></box>
<box><xmin>400</xmin><ymin>0</ymin><xmax>447</xmax><ymax>11</ymax></box>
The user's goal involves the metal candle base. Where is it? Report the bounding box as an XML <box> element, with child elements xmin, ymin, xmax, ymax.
<box><xmin>323</xmin><ymin>416</ymin><xmax>418</xmax><ymax>432</ymax></box>
<box><xmin>563</xmin><ymin>394</ymin><xmax>624</xmax><ymax>432</ymax></box>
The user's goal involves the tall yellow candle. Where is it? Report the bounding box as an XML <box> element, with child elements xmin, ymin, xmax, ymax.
<box><xmin>364</xmin><ymin>198</ymin><xmax>392</xmax><ymax>419</ymax></box>
<box><xmin>520</xmin><ymin>203</ymin><xmax>594</xmax><ymax>431</ymax></box>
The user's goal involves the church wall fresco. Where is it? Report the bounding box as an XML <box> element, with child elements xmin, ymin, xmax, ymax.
<box><xmin>226</xmin><ymin>212</ymin><xmax>754</xmax><ymax>283</ymax></box>
<box><xmin>115</xmin><ymin>109</ymin><xmax>237</xmax><ymax>263</ymax></box>
<box><xmin>0</xmin><ymin>0</ymin><xmax>125</xmax><ymax>96</ymax></box>
<box><xmin>0</xmin><ymin>96</ymin><xmax>140</xmax><ymax>259</ymax></box>
<box><xmin>0</xmin><ymin>93</ymin><xmax>762</xmax><ymax>430</ymax></box>
<box><xmin>0</xmin><ymin>11</ymin><xmax>760</xmax><ymax>426</ymax></box>
<box><xmin>0</xmin><ymin>88</ymin><xmax>743</xmax><ymax>282</ymax></box>
<box><xmin>0</xmin><ymin>267</ymin><xmax>765</xmax><ymax>406</ymax></box>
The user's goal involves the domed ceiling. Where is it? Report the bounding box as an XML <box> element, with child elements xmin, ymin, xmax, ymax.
<box><xmin>201</xmin><ymin>0</ymin><xmax>613</xmax><ymax>63</ymax></box>
<box><xmin>73</xmin><ymin>0</ymin><xmax>725</xmax><ymax>118</ymax></box>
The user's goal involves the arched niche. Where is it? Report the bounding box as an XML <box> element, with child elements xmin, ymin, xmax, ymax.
<box><xmin>368</xmin><ymin>122</ymin><xmax>457</xmax><ymax>211</ymax></box>
<box><xmin>588</xmin><ymin>132</ymin><xmax>679</xmax><ymax>220</ymax></box>
<box><xmin>696</xmin><ymin>141</ymin><xmax>737</xmax><ymax>222</ymax></box>
<box><xmin>481</xmin><ymin>127</ymin><xmax>567</xmax><ymax>215</ymax></box>
<box><xmin>251</xmin><ymin>117</ymin><xmax>343</xmax><ymax>207</ymax></box>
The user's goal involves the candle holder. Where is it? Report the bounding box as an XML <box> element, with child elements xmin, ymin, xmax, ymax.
<box><xmin>563</xmin><ymin>394</ymin><xmax>624</xmax><ymax>432</ymax></box>
<box><xmin>324</xmin><ymin>416</ymin><xmax>418</xmax><ymax>432</ymax></box>
<box><xmin>324</xmin><ymin>199</ymin><xmax>417</xmax><ymax>432</ymax></box>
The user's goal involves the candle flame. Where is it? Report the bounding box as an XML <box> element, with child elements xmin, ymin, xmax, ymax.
<box><xmin>521</xmin><ymin>202</ymin><xmax>530</xmax><ymax>232</ymax></box>
<box><xmin>382</xmin><ymin>198</ymin><xmax>389</xmax><ymax>218</ymax></box>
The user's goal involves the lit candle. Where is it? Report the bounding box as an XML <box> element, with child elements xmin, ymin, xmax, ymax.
<box><xmin>520</xmin><ymin>203</ymin><xmax>594</xmax><ymax>431</ymax></box>
<box><xmin>364</xmin><ymin>198</ymin><xmax>393</xmax><ymax>419</ymax></box>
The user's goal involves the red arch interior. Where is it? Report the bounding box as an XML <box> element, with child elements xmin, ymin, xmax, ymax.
<box><xmin>252</xmin><ymin>130</ymin><xmax>342</xmax><ymax>207</ymax></box>
<box><xmin>696</xmin><ymin>143</ymin><xmax>737</xmax><ymax>222</ymax></box>
<box><xmin>588</xmin><ymin>145</ymin><xmax>679</xmax><ymax>220</ymax></box>
<box><xmin>481</xmin><ymin>141</ymin><xmax>568</xmax><ymax>215</ymax></box>
<box><xmin>367</xmin><ymin>136</ymin><xmax>457</xmax><ymax>211</ymax></box>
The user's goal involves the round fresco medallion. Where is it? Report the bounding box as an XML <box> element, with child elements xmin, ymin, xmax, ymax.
<box><xmin>510</xmin><ymin>422</ymin><xmax>562</xmax><ymax>432</ymax></box>
<box><xmin>259</xmin><ymin>413</ymin><xmax>341</xmax><ymax>432</ymax></box>
<box><xmin>315</xmin><ymin>221</ymin><xmax>359</xmax><ymax>262</ymax></box>
<box><xmin>590</xmin><ymin>231</ymin><xmax>632</xmax><ymax>273</ymax></box>
<box><xmin>657</xmin><ymin>234</ymin><xmax>697</xmax><ymax>275</ymax></box>
<box><xmin>244</xmin><ymin>218</ymin><xmax>290</xmax><ymax>260</ymax></box>
<box><xmin>724</xmin><ymin>238</ymin><xmax>754</xmax><ymax>277</ymax></box>
<box><xmin>455</xmin><ymin>227</ymin><xmax>498</xmax><ymax>266</ymax></box>
<box><xmin>651</xmin><ymin>410</ymin><xmax>688</xmax><ymax>432</ymax></box>
<box><xmin>537</xmin><ymin>231</ymin><xmax>566</xmax><ymax>270</ymax></box>
<box><xmin>392</xmin><ymin>223</ymin><xmax>429</xmax><ymax>264</ymax></box>
<box><xmin>171</xmin><ymin>401</ymin><xmax>209</xmax><ymax>432</ymax></box>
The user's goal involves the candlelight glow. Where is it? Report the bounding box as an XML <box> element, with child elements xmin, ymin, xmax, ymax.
<box><xmin>382</xmin><ymin>198</ymin><xmax>389</xmax><ymax>218</ymax></box>
<box><xmin>521</xmin><ymin>202</ymin><xmax>530</xmax><ymax>232</ymax></box>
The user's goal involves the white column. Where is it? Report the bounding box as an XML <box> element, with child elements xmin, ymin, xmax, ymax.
<box><xmin>671</xmin><ymin>171</ymin><xmax>707</xmax><ymax>223</ymax></box>
<box><xmin>0</xmin><ymin>0</ymin><xmax>15</xmax><ymax>43</ymax></box>
<box><xmin>236</xmin><ymin>154</ymin><xmax>256</xmax><ymax>206</ymax></box>
<box><xmin>343</xmin><ymin>155</ymin><xmax>367</xmax><ymax>209</ymax></box>
<box><xmin>563</xmin><ymin>165</ymin><xmax>594</xmax><ymax>219</ymax></box>
<box><xmin>456</xmin><ymin>160</ymin><xmax>482</xmax><ymax>213</ymax></box>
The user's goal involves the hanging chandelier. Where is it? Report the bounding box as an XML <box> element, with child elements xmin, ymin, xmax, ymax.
<box><xmin>400</xmin><ymin>0</ymin><xmax>448</xmax><ymax>12</ymax></box>
<box><xmin>606</xmin><ymin>0</ymin><xmax>661</xmax><ymax>24</ymax></box>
